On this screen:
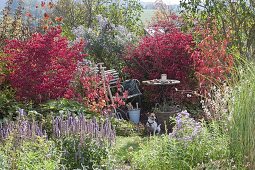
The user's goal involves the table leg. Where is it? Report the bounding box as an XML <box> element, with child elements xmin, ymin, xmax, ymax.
<box><xmin>160</xmin><ymin>85</ymin><xmax>166</xmax><ymax>104</ymax></box>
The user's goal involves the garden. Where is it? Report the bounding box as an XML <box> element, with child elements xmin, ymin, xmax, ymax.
<box><xmin>0</xmin><ymin>0</ymin><xmax>254</xmax><ymax>169</ymax></box>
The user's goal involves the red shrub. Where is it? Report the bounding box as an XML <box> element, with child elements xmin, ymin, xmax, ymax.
<box><xmin>4</xmin><ymin>27</ymin><xmax>85</xmax><ymax>103</ymax></box>
<box><xmin>124</xmin><ymin>31</ymin><xmax>197</xmax><ymax>102</ymax></box>
<box><xmin>190</xmin><ymin>23</ymin><xmax>234</xmax><ymax>95</ymax></box>
<box><xmin>69</xmin><ymin>64</ymin><xmax>126</xmax><ymax>114</ymax></box>
<box><xmin>125</xmin><ymin>19</ymin><xmax>233</xmax><ymax>104</ymax></box>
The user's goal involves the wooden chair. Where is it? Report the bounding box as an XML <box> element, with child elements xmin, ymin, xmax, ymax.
<box><xmin>98</xmin><ymin>63</ymin><xmax>142</xmax><ymax>119</ymax></box>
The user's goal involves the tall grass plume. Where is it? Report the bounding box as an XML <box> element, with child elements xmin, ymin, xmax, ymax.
<box><xmin>229</xmin><ymin>61</ymin><xmax>255</xmax><ymax>169</ymax></box>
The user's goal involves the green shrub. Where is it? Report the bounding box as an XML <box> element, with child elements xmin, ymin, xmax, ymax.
<box><xmin>38</xmin><ymin>98</ymin><xmax>91</xmax><ymax>116</ymax></box>
<box><xmin>131</xmin><ymin>119</ymin><xmax>229</xmax><ymax>169</ymax></box>
<box><xmin>57</xmin><ymin>136</ymin><xmax>108</xmax><ymax>169</ymax></box>
<box><xmin>0</xmin><ymin>87</ymin><xmax>25</xmax><ymax>120</ymax></box>
<box><xmin>109</xmin><ymin>136</ymin><xmax>143</xmax><ymax>167</ymax></box>
<box><xmin>113</xmin><ymin>119</ymin><xmax>145</xmax><ymax>137</ymax></box>
<box><xmin>0</xmin><ymin>149</ymin><xmax>8</xmax><ymax>170</ymax></box>
<box><xmin>0</xmin><ymin>135</ymin><xmax>62</xmax><ymax>170</ymax></box>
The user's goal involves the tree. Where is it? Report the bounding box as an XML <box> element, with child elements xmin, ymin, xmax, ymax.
<box><xmin>53</xmin><ymin>0</ymin><xmax>143</xmax><ymax>37</ymax></box>
<box><xmin>0</xmin><ymin>0</ymin><xmax>28</xmax><ymax>47</ymax></box>
<box><xmin>180</xmin><ymin>0</ymin><xmax>255</xmax><ymax>58</ymax></box>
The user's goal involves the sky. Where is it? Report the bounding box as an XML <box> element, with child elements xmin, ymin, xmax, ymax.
<box><xmin>0</xmin><ymin>1</ymin><xmax>5</xmax><ymax>8</ymax></box>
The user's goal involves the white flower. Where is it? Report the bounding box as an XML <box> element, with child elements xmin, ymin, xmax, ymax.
<box><xmin>187</xmin><ymin>94</ymin><xmax>192</xmax><ymax>98</ymax></box>
<box><xmin>72</xmin><ymin>26</ymin><xmax>86</xmax><ymax>38</ymax></box>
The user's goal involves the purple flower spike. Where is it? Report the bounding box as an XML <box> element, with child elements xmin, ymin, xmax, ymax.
<box><xmin>51</xmin><ymin>115</ymin><xmax>116</xmax><ymax>145</ymax></box>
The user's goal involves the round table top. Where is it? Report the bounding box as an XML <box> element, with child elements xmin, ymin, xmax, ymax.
<box><xmin>142</xmin><ymin>79</ymin><xmax>180</xmax><ymax>86</ymax></box>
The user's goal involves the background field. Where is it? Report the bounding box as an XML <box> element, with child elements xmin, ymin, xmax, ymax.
<box><xmin>141</xmin><ymin>9</ymin><xmax>156</xmax><ymax>26</ymax></box>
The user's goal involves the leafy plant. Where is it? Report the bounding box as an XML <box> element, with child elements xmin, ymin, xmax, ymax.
<box><xmin>68</xmin><ymin>61</ymin><xmax>127</xmax><ymax>114</ymax></box>
<box><xmin>0</xmin><ymin>135</ymin><xmax>62</xmax><ymax>170</ymax></box>
<box><xmin>23</xmin><ymin>1</ymin><xmax>62</xmax><ymax>33</ymax></box>
<box><xmin>4</xmin><ymin>27</ymin><xmax>85</xmax><ymax>103</ymax></box>
<box><xmin>0</xmin><ymin>1</ymin><xmax>62</xmax><ymax>48</ymax></box>
<box><xmin>0</xmin><ymin>87</ymin><xmax>23</xmax><ymax>120</ymax></box>
<box><xmin>54</xmin><ymin>0</ymin><xmax>143</xmax><ymax>37</ymax></box>
<box><xmin>72</xmin><ymin>19</ymin><xmax>136</xmax><ymax>72</ymax></box>
<box><xmin>131</xmin><ymin>112</ymin><xmax>230</xmax><ymax>169</ymax></box>
<box><xmin>38</xmin><ymin>98</ymin><xmax>91</xmax><ymax>116</ymax></box>
<box><xmin>124</xmin><ymin>26</ymin><xmax>197</xmax><ymax>103</ymax></box>
<box><xmin>190</xmin><ymin>21</ymin><xmax>234</xmax><ymax>95</ymax></box>
<box><xmin>0</xmin><ymin>0</ymin><xmax>27</xmax><ymax>47</ymax></box>
<box><xmin>58</xmin><ymin>136</ymin><xmax>108</xmax><ymax>169</ymax></box>
<box><xmin>180</xmin><ymin>0</ymin><xmax>255</xmax><ymax>58</ymax></box>
<box><xmin>52</xmin><ymin>115</ymin><xmax>115</xmax><ymax>169</ymax></box>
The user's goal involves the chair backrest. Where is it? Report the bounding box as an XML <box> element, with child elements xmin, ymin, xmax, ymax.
<box><xmin>122</xmin><ymin>79</ymin><xmax>142</xmax><ymax>99</ymax></box>
<box><xmin>104</xmin><ymin>69</ymin><xmax>120</xmax><ymax>87</ymax></box>
<box><xmin>98</xmin><ymin>63</ymin><xmax>142</xmax><ymax>103</ymax></box>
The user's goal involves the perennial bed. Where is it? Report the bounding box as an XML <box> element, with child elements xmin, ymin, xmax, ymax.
<box><xmin>0</xmin><ymin>0</ymin><xmax>254</xmax><ymax>169</ymax></box>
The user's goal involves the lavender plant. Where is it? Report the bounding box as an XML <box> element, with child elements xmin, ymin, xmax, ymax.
<box><xmin>0</xmin><ymin>108</ymin><xmax>116</xmax><ymax>169</ymax></box>
<box><xmin>0</xmin><ymin>109</ymin><xmax>45</xmax><ymax>141</ymax></box>
<box><xmin>53</xmin><ymin>114</ymin><xmax>115</xmax><ymax>169</ymax></box>
<box><xmin>0</xmin><ymin>109</ymin><xmax>62</xmax><ymax>169</ymax></box>
<box><xmin>53</xmin><ymin>115</ymin><xmax>116</xmax><ymax>145</ymax></box>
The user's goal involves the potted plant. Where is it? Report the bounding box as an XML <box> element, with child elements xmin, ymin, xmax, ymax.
<box><xmin>153</xmin><ymin>102</ymin><xmax>181</xmax><ymax>131</ymax></box>
<box><xmin>126</xmin><ymin>102</ymin><xmax>140</xmax><ymax>124</ymax></box>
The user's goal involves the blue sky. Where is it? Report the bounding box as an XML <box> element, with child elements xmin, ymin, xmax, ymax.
<box><xmin>0</xmin><ymin>1</ymin><xmax>6</xmax><ymax>9</ymax></box>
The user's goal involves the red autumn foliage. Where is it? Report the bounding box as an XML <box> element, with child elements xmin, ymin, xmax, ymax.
<box><xmin>69</xmin><ymin>64</ymin><xmax>126</xmax><ymax>114</ymax></box>
<box><xmin>125</xmin><ymin>19</ymin><xmax>233</xmax><ymax>103</ymax></box>
<box><xmin>150</xmin><ymin>12</ymin><xmax>182</xmax><ymax>34</ymax></box>
<box><xmin>2</xmin><ymin>26</ymin><xmax>125</xmax><ymax>114</ymax></box>
<box><xmin>41</xmin><ymin>1</ymin><xmax>46</xmax><ymax>8</ymax></box>
<box><xmin>43</xmin><ymin>13</ymin><xmax>50</xmax><ymax>20</ymax></box>
<box><xmin>124</xmin><ymin>31</ymin><xmax>197</xmax><ymax>103</ymax></box>
<box><xmin>4</xmin><ymin>27</ymin><xmax>85</xmax><ymax>103</ymax></box>
<box><xmin>55</xmin><ymin>16</ymin><xmax>63</xmax><ymax>22</ymax></box>
<box><xmin>190</xmin><ymin>22</ymin><xmax>234</xmax><ymax>95</ymax></box>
